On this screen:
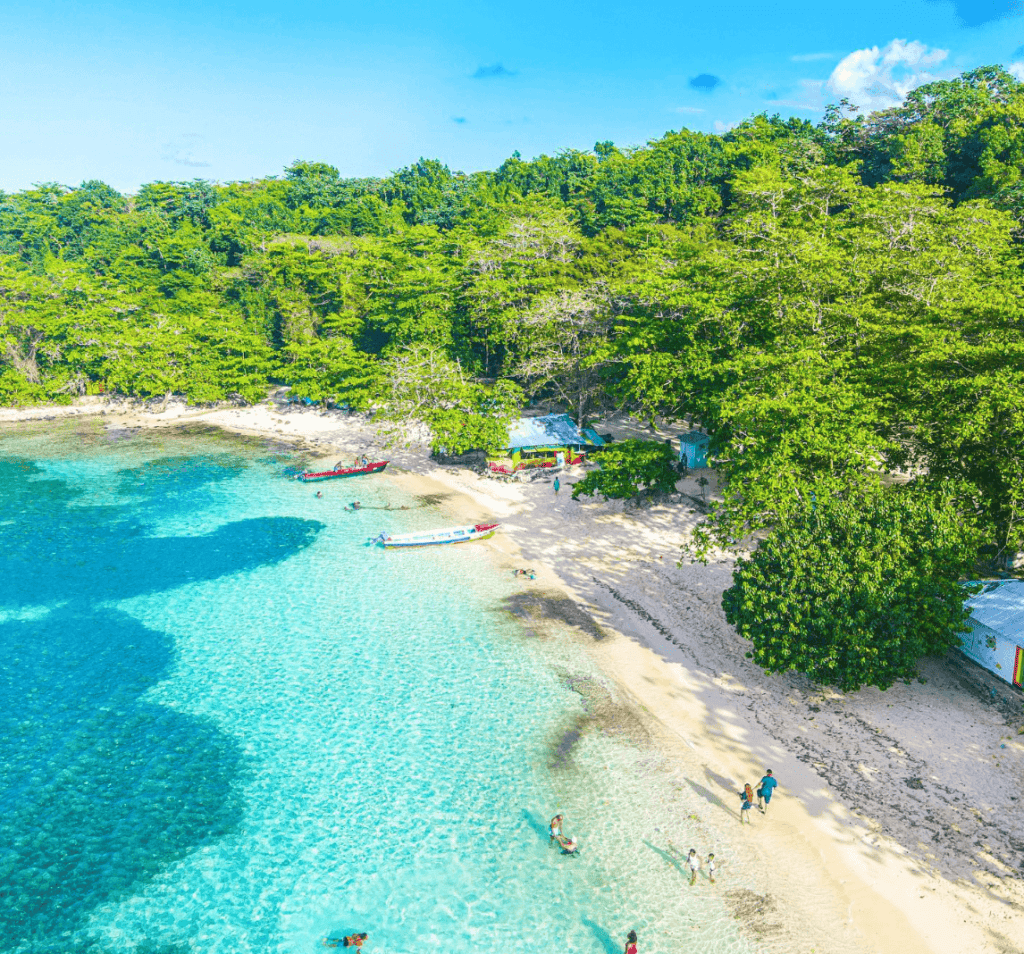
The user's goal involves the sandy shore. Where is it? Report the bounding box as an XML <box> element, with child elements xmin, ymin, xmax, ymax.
<box><xmin>4</xmin><ymin>396</ymin><xmax>1023</xmax><ymax>954</ymax></box>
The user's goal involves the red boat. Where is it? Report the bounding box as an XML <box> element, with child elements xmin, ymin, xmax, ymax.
<box><xmin>297</xmin><ymin>460</ymin><xmax>389</xmax><ymax>482</ymax></box>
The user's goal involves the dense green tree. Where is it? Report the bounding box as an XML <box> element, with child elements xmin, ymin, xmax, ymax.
<box><xmin>722</xmin><ymin>486</ymin><xmax>985</xmax><ymax>691</ymax></box>
<box><xmin>571</xmin><ymin>439</ymin><xmax>678</xmax><ymax>501</ymax></box>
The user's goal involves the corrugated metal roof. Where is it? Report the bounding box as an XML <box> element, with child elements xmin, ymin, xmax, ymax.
<box><xmin>506</xmin><ymin>413</ymin><xmax>587</xmax><ymax>448</ymax></box>
<box><xmin>965</xmin><ymin>580</ymin><xmax>1024</xmax><ymax>644</ymax></box>
<box><xmin>678</xmin><ymin>429</ymin><xmax>709</xmax><ymax>446</ymax></box>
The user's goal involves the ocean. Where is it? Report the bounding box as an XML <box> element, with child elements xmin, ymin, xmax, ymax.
<box><xmin>0</xmin><ymin>421</ymin><xmax>759</xmax><ymax>954</ymax></box>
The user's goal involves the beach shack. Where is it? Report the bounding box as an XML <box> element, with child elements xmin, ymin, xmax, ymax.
<box><xmin>678</xmin><ymin>430</ymin><xmax>710</xmax><ymax>469</ymax></box>
<box><xmin>960</xmin><ymin>580</ymin><xmax>1024</xmax><ymax>689</ymax></box>
<box><xmin>486</xmin><ymin>413</ymin><xmax>605</xmax><ymax>475</ymax></box>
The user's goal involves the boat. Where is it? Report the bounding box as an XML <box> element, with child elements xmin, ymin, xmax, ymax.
<box><xmin>371</xmin><ymin>522</ymin><xmax>499</xmax><ymax>549</ymax></box>
<box><xmin>296</xmin><ymin>460</ymin><xmax>388</xmax><ymax>482</ymax></box>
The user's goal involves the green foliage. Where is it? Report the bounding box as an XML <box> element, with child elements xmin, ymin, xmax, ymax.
<box><xmin>0</xmin><ymin>64</ymin><xmax>1021</xmax><ymax>581</ymax></box>
<box><xmin>373</xmin><ymin>344</ymin><xmax>523</xmax><ymax>455</ymax></box>
<box><xmin>571</xmin><ymin>439</ymin><xmax>677</xmax><ymax>501</ymax></box>
<box><xmin>722</xmin><ymin>486</ymin><xmax>985</xmax><ymax>691</ymax></box>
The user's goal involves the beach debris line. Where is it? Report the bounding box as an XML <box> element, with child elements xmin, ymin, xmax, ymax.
<box><xmin>370</xmin><ymin>522</ymin><xmax>499</xmax><ymax>548</ymax></box>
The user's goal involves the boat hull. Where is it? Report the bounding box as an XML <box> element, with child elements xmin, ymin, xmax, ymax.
<box><xmin>298</xmin><ymin>461</ymin><xmax>388</xmax><ymax>482</ymax></box>
<box><xmin>375</xmin><ymin>522</ymin><xmax>499</xmax><ymax>548</ymax></box>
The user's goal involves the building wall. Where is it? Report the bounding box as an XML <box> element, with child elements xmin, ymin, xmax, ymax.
<box><xmin>959</xmin><ymin>619</ymin><xmax>1024</xmax><ymax>688</ymax></box>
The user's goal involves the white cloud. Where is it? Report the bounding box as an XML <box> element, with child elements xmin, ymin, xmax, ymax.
<box><xmin>790</xmin><ymin>52</ymin><xmax>836</xmax><ymax>62</ymax></box>
<box><xmin>713</xmin><ymin>120</ymin><xmax>739</xmax><ymax>134</ymax></box>
<box><xmin>826</xmin><ymin>39</ymin><xmax>948</xmax><ymax>112</ymax></box>
<box><xmin>1009</xmin><ymin>62</ymin><xmax>1024</xmax><ymax>81</ymax></box>
<box><xmin>673</xmin><ymin>106</ymin><xmax>705</xmax><ymax>114</ymax></box>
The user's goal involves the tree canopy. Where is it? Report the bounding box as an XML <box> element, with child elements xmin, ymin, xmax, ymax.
<box><xmin>3</xmin><ymin>65</ymin><xmax>1023</xmax><ymax>688</ymax></box>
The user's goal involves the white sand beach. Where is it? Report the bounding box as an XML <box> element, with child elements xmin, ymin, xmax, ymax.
<box><xmin>4</xmin><ymin>395</ymin><xmax>1023</xmax><ymax>954</ymax></box>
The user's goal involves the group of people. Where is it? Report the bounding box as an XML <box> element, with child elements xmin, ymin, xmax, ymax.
<box><xmin>323</xmin><ymin>785</ymin><xmax>778</xmax><ymax>950</ymax></box>
<box><xmin>513</xmin><ymin>568</ymin><xmax>536</xmax><ymax>579</ymax></box>
<box><xmin>738</xmin><ymin>770</ymin><xmax>778</xmax><ymax>823</ymax></box>
<box><xmin>548</xmin><ymin>813</ymin><xmax>580</xmax><ymax>855</ymax></box>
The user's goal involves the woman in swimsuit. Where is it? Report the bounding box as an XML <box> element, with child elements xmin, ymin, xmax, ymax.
<box><xmin>624</xmin><ymin>929</ymin><xmax>638</xmax><ymax>954</ymax></box>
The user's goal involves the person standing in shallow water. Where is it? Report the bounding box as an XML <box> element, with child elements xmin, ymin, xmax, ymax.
<box><xmin>757</xmin><ymin>770</ymin><xmax>778</xmax><ymax>813</ymax></box>
<box><xmin>687</xmin><ymin>848</ymin><xmax>700</xmax><ymax>885</ymax></box>
<box><xmin>623</xmin><ymin>929</ymin><xmax>638</xmax><ymax>954</ymax></box>
<box><xmin>549</xmin><ymin>813</ymin><xmax>563</xmax><ymax>842</ymax></box>
<box><xmin>553</xmin><ymin>476</ymin><xmax>560</xmax><ymax>496</ymax></box>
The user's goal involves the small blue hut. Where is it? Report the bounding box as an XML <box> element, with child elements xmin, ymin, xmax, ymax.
<box><xmin>678</xmin><ymin>430</ymin><xmax>710</xmax><ymax>469</ymax></box>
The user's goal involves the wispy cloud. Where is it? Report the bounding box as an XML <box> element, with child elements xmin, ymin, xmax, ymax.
<box><xmin>689</xmin><ymin>73</ymin><xmax>723</xmax><ymax>92</ymax></box>
<box><xmin>790</xmin><ymin>52</ymin><xmax>836</xmax><ymax>62</ymax></box>
<box><xmin>713</xmin><ymin>119</ymin><xmax>739</xmax><ymax>133</ymax></box>
<box><xmin>672</xmin><ymin>105</ymin><xmax>705</xmax><ymax>114</ymax></box>
<box><xmin>472</xmin><ymin>63</ymin><xmax>517</xmax><ymax>79</ymax></box>
<box><xmin>827</xmin><ymin>39</ymin><xmax>948</xmax><ymax>112</ymax></box>
<box><xmin>1010</xmin><ymin>62</ymin><xmax>1024</xmax><ymax>81</ymax></box>
<box><xmin>160</xmin><ymin>134</ymin><xmax>211</xmax><ymax>169</ymax></box>
<box><xmin>766</xmin><ymin>79</ymin><xmax>825</xmax><ymax>112</ymax></box>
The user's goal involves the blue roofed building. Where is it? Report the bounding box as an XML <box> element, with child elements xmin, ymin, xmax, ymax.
<box><xmin>960</xmin><ymin>579</ymin><xmax>1024</xmax><ymax>689</ymax></box>
<box><xmin>488</xmin><ymin>413</ymin><xmax>605</xmax><ymax>474</ymax></box>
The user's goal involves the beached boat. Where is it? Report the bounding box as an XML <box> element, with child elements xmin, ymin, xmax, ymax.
<box><xmin>297</xmin><ymin>460</ymin><xmax>388</xmax><ymax>482</ymax></box>
<box><xmin>372</xmin><ymin>522</ymin><xmax>499</xmax><ymax>549</ymax></box>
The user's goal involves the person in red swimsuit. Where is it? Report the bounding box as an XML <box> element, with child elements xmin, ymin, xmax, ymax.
<box><xmin>624</xmin><ymin>929</ymin><xmax>638</xmax><ymax>954</ymax></box>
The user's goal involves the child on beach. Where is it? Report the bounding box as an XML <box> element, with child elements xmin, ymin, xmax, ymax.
<box><xmin>707</xmin><ymin>852</ymin><xmax>717</xmax><ymax>884</ymax></box>
<box><xmin>739</xmin><ymin>784</ymin><xmax>754</xmax><ymax>823</ymax></box>
<box><xmin>686</xmin><ymin>848</ymin><xmax>700</xmax><ymax>885</ymax></box>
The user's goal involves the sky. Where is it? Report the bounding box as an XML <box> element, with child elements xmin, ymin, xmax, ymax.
<box><xmin>0</xmin><ymin>0</ymin><xmax>1022</xmax><ymax>193</ymax></box>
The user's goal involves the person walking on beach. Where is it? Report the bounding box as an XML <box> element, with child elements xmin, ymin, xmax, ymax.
<box><xmin>623</xmin><ymin>930</ymin><xmax>638</xmax><ymax>954</ymax></box>
<box><xmin>686</xmin><ymin>848</ymin><xmax>700</xmax><ymax>885</ymax></box>
<box><xmin>739</xmin><ymin>784</ymin><xmax>754</xmax><ymax>823</ymax></box>
<box><xmin>757</xmin><ymin>770</ymin><xmax>778</xmax><ymax>813</ymax></box>
<box><xmin>553</xmin><ymin>476</ymin><xmax>560</xmax><ymax>496</ymax></box>
<box><xmin>707</xmin><ymin>852</ymin><xmax>717</xmax><ymax>884</ymax></box>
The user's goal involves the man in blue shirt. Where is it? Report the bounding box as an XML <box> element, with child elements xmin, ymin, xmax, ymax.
<box><xmin>757</xmin><ymin>770</ymin><xmax>778</xmax><ymax>813</ymax></box>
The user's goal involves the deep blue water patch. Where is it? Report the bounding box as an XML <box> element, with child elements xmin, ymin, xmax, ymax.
<box><xmin>0</xmin><ymin>453</ymin><xmax>324</xmax><ymax>952</ymax></box>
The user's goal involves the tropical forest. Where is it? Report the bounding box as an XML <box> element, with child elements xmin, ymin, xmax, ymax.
<box><xmin>3</xmin><ymin>66</ymin><xmax>1023</xmax><ymax>690</ymax></box>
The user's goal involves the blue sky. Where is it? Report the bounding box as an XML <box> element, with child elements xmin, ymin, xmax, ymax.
<box><xmin>0</xmin><ymin>0</ymin><xmax>1022</xmax><ymax>192</ymax></box>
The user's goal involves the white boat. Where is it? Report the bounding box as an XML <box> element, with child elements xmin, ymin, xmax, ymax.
<box><xmin>372</xmin><ymin>522</ymin><xmax>499</xmax><ymax>549</ymax></box>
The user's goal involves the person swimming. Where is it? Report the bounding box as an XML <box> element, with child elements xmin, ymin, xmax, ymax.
<box><xmin>322</xmin><ymin>933</ymin><xmax>367</xmax><ymax>949</ymax></box>
<box><xmin>556</xmin><ymin>833</ymin><xmax>580</xmax><ymax>855</ymax></box>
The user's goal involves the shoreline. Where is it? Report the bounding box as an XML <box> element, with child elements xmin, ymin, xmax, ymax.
<box><xmin>4</xmin><ymin>398</ymin><xmax>1023</xmax><ymax>954</ymax></box>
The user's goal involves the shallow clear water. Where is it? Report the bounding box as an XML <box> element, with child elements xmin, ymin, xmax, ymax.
<box><xmin>1</xmin><ymin>422</ymin><xmax>762</xmax><ymax>954</ymax></box>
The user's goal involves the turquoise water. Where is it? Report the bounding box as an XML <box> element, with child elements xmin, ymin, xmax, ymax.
<box><xmin>1</xmin><ymin>423</ymin><xmax>761</xmax><ymax>954</ymax></box>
